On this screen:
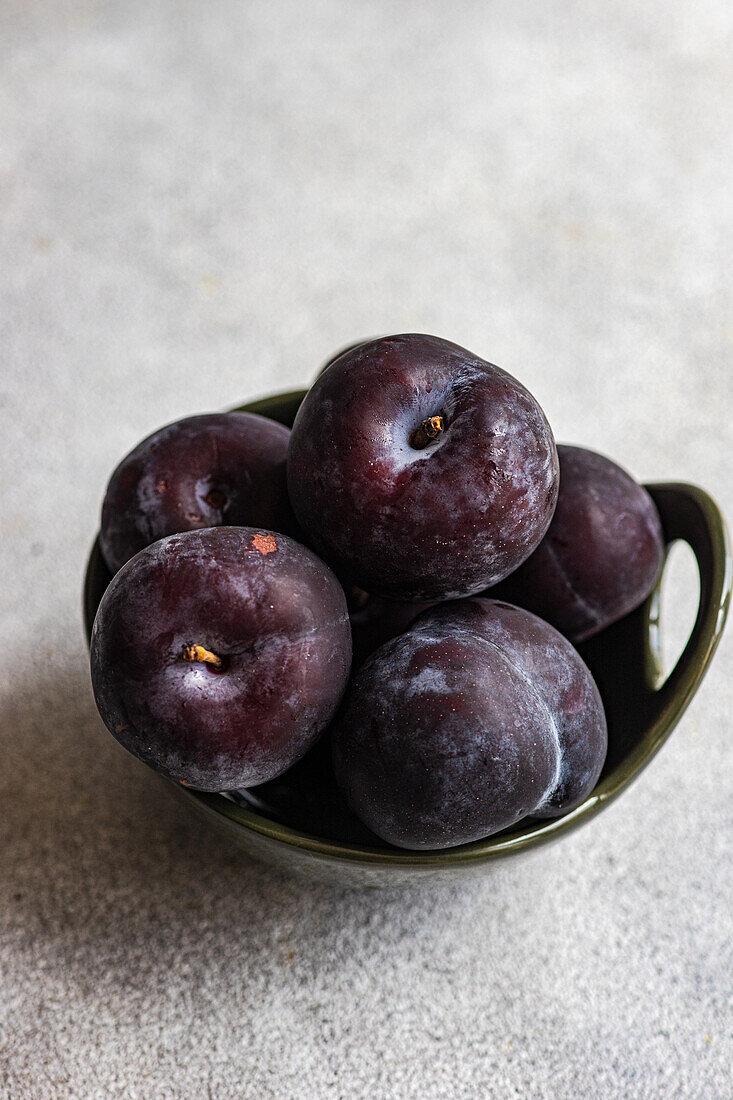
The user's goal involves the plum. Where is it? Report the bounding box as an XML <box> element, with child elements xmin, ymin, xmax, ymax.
<box><xmin>90</xmin><ymin>526</ymin><xmax>351</xmax><ymax>790</ymax></box>
<box><xmin>100</xmin><ymin>412</ymin><xmax>294</xmax><ymax>574</ymax></box>
<box><xmin>287</xmin><ymin>334</ymin><xmax>559</xmax><ymax>601</ymax></box>
<box><xmin>493</xmin><ymin>445</ymin><xmax>665</xmax><ymax>642</ymax></box>
<box><xmin>332</xmin><ymin>599</ymin><xmax>607</xmax><ymax>849</ymax></box>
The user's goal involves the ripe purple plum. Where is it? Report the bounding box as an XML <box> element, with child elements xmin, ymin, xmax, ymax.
<box><xmin>332</xmin><ymin>599</ymin><xmax>607</xmax><ymax>849</ymax></box>
<box><xmin>90</xmin><ymin>527</ymin><xmax>351</xmax><ymax>790</ymax></box>
<box><xmin>100</xmin><ymin>412</ymin><xmax>294</xmax><ymax>574</ymax></box>
<box><xmin>287</xmin><ymin>334</ymin><xmax>559</xmax><ymax>601</ymax></box>
<box><xmin>493</xmin><ymin>445</ymin><xmax>665</xmax><ymax>642</ymax></box>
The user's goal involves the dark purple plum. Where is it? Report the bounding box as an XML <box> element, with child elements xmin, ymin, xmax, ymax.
<box><xmin>287</xmin><ymin>334</ymin><xmax>559</xmax><ymax>601</ymax></box>
<box><xmin>100</xmin><ymin>412</ymin><xmax>294</xmax><ymax>574</ymax></box>
<box><xmin>347</xmin><ymin>587</ymin><xmax>437</xmax><ymax>667</ymax></box>
<box><xmin>332</xmin><ymin>599</ymin><xmax>607</xmax><ymax>849</ymax></box>
<box><xmin>90</xmin><ymin>526</ymin><xmax>351</xmax><ymax>791</ymax></box>
<box><xmin>492</xmin><ymin>445</ymin><xmax>665</xmax><ymax>643</ymax></box>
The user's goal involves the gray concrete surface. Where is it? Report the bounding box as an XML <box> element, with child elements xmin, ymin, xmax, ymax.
<box><xmin>1</xmin><ymin>1</ymin><xmax>731</xmax><ymax>1096</ymax></box>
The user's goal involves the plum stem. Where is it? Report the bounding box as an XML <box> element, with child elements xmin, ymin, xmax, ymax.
<box><xmin>182</xmin><ymin>644</ymin><xmax>223</xmax><ymax>668</ymax></box>
<box><xmin>411</xmin><ymin>415</ymin><xmax>445</xmax><ymax>450</ymax></box>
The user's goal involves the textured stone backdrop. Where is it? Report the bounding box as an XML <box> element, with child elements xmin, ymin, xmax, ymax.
<box><xmin>1</xmin><ymin>1</ymin><xmax>731</xmax><ymax>1097</ymax></box>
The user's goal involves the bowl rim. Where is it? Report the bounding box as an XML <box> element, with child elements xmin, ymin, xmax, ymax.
<box><xmin>85</xmin><ymin>389</ymin><xmax>732</xmax><ymax>868</ymax></box>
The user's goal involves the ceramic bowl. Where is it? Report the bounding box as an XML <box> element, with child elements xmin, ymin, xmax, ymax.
<box><xmin>84</xmin><ymin>390</ymin><xmax>731</xmax><ymax>886</ymax></box>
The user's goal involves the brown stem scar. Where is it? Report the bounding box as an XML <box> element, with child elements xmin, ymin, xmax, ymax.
<box><xmin>411</xmin><ymin>415</ymin><xmax>445</xmax><ymax>450</ymax></box>
<box><xmin>182</xmin><ymin>644</ymin><xmax>223</xmax><ymax>668</ymax></box>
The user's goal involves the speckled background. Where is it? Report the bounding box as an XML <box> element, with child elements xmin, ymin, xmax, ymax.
<box><xmin>1</xmin><ymin>2</ymin><xmax>731</xmax><ymax>1097</ymax></box>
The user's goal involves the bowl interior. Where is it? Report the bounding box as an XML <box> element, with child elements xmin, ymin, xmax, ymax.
<box><xmin>84</xmin><ymin>390</ymin><xmax>730</xmax><ymax>868</ymax></box>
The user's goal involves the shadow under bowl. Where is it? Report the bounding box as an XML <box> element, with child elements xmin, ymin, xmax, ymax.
<box><xmin>84</xmin><ymin>390</ymin><xmax>731</xmax><ymax>886</ymax></box>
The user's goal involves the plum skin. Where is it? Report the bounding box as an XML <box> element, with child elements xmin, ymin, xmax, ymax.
<box><xmin>492</xmin><ymin>445</ymin><xmax>665</xmax><ymax>642</ymax></box>
<box><xmin>100</xmin><ymin>412</ymin><xmax>294</xmax><ymax>574</ymax></box>
<box><xmin>287</xmin><ymin>333</ymin><xmax>559</xmax><ymax>601</ymax></box>
<box><xmin>90</xmin><ymin>526</ymin><xmax>352</xmax><ymax>791</ymax></box>
<box><xmin>332</xmin><ymin>599</ymin><xmax>607</xmax><ymax>850</ymax></box>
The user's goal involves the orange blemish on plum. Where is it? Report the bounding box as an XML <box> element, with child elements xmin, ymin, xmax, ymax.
<box><xmin>251</xmin><ymin>532</ymin><xmax>278</xmax><ymax>556</ymax></box>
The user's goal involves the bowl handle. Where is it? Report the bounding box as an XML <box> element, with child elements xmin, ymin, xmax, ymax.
<box><xmin>645</xmin><ymin>483</ymin><xmax>731</xmax><ymax>722</ymax></box>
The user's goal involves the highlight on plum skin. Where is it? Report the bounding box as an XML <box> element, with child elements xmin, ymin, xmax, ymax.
<box><xmin>331</xmin><ymin>599</ymin><xmax>607</xmax><ymax>850</ymax></box>
<box><xmin>491</xmin><ymin>445</ymin><xmax>665</xmax><ymax>643</ymax></box>
<box><xmin>90</xmin><ymin>526</ymin><xmax>352</xmax><ymax>792</ymax></box>
<box><xmin>100</xmin><ymin>411</ymin><xmax>295</xmax><ymax>574</ymax></box>
<box><xmin>287</xmin><ymin>333</ymin><xmax>560</xmax><ymax>602</ymax></box>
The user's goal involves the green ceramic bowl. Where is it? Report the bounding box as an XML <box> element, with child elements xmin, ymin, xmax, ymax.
<box><xmin>84</xmin><ymin>390</ymin><xmax>731</xmax><ymax>886</ymax></box>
